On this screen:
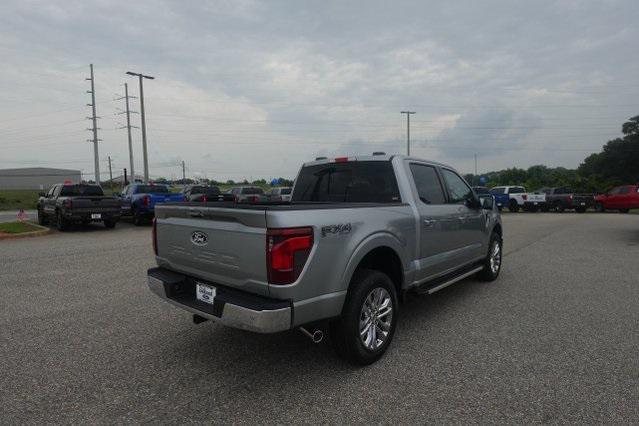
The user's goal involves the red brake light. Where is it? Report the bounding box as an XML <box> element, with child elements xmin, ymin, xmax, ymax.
<box><xmin>522</xmin><ymin>194</ymin><xmax>527</xmax><ymax>201</ymax></box>
<box><xmin>267</xmin><ymin>227</ymin><xmax>313</xmax><ymax>285</ymax></box>
<box><xmin>143</xmin><ymin>195</ymin><xmax>150</xmax><ymax>206</ymax></box>
<box><xmin>334</xmin><ymin>157</ymin><xmax>349</xmax><ymax>163</ymax></box>
<box><xmin>152</xmin><ymin>218</ymin><xmax>158</xmax><ymax>255</ymax></box>
<box><xmin>65</xmin><ymin>199</ymin><xmax>73</xmax><ymax>209</ymax></box>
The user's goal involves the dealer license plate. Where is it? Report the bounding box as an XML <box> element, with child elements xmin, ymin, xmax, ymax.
<box><xmin>91</xmin><ymin>213</ymin><xmax>101</xmax><ymax>219</ymax></box>
<box><xmin>196</xmin><ymin>282</ymin><xmax>216</xmax><ymax>305</ymax></box>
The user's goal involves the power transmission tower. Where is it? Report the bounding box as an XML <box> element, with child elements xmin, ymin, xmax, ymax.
<box><xmin>182</xmin><ymin>160</ymin><xmax>186</xmax><ymax>182</ymax></box>
<box><xmin>126</xmin><ymin>71</ymin><xmax>155</xmax><ymax>183</ymax></box>
<box><xmin>107</xmin><ymin>156</ymin><xmax>113</xmax><ymax>191</ymax></box>
<box><xmin>86</xmin><ymin>64</ymin><xmax>102</xmax><ymax>184</ymax></box>
<box><xmin>400</xmin><ymin>111</ymin><xmax>416</xmax><ymax>156</ymax></box>
<box><xmin>115</xmin><ymin>83</ymin><xmax>138</xmax><ymax>184</ymax></box>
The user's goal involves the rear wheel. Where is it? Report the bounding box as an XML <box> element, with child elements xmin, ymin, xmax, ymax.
<box><xmin>575</xmin><ymin>207</ymin><xmax>586</xmax><ymax>213</ymax></box>
<box><xmin>56</xmin><ymin>211</ymin><xmax>68</xmax><ymax>231</ymax></box>
<box><xmin>619</xmin><ymin>208</ymin><xmax>629</xmax><ymax>213</ymax></box>
<box><xmin>104</xmin><ymin>220</ymin><xmax>116</xmax><ymax>229</ymax></box>
<box><xmin>329</xmin><ymin>269</ymin><xmax>398</xmax><ymax>365</ymax></box>
<box><xmin>554</xmin><ymin>201</ymin><xmax>565</xmax><ymax>213</ymax></box>
<box><xmin>133</xmin><ymin>210</ymin><xmax>144</xmax><ymax>226</ymax></box>
<box><xmin>508</xmin><ymin>199</ymin><xmax>519</xmax><ymax>212</ymax></box>
<box><xmin>37</xmin><ymin>208</ymin><xmax>47</xmax><ymax>225</ymax></box>
<box><xmin>477</xmin><ymin>232</ymin><xmax>502</xmax><ymax>281</ymax></box>
<box><xmin>595</xmin><ymin>202</ymin><xmax>605</xmax><ymax>213</ymax></box>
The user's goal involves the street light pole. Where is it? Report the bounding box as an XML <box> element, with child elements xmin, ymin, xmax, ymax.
<box><xmin>126</xmin><ymin>71</ymin><xmax>154</xmax><ymax>183</ymax></box>
<box><xmin>400</xmin><ymin>111</ymin><xmax>416</xmax><ymax>156</ymax></box>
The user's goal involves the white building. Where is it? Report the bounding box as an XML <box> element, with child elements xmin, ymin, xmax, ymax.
<box><xmin>0</xmin><ymin>167</ymin><xmax>82</xmax><ymax>190</ymax></box>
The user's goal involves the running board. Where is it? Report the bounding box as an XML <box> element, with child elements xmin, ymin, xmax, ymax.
<box><xmin>416</xmin><ymin>266</ymin><xmax>484</xmax><ymax>295</ymax></box>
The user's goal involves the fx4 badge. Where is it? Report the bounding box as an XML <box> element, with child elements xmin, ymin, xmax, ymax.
<box><xmin>321</xmin><ymin>223</ymin><xmax>352</xmax><ymax>238</ymax></box>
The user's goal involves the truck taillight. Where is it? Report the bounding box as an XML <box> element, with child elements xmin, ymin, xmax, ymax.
<box><xmin>202</xmin><ymin>194</ymin><xmax>207</xmax><ymax>203</ymax></box>
<box><xmin>522</xmin><ymin>194</ymin><xmax>527</xmax><ymax>201</ymax></box>
<box><xmin>249</xmin><ymin>195</ymin><xmax>258</xmax><ymax>203</ymax></box>
<box><xmin>266</xmin><ymin>227</ymin><xmax>313</xmax><ymax>285</ymax></box>
<box><xmin>65</xmin><ymin>199</ymin><xmax>72</xmax><ymax>209</ymax></box>
<box><xmin>143</xmin><ymin>195</ymin><xmax>150</xmax><ymax>206</ymax></box>
<box><xmin>152</xmin><ymin>218</ymin><xmax>158</xmax><ymax>255</ymax></box>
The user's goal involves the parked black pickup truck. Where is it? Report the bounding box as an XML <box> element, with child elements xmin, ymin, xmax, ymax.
<box><xmin>37</xmin><ymin>183</ymin><xmax>122</xmax><ymax>230</ymax></box>
<box><xmin>538</xmin><ymin>187</ymin><xmax>594</xmax><ymax>213</ymax></box>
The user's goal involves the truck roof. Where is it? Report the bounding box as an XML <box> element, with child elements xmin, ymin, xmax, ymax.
<box><xmin>302</xmin><ymin>154</ymin><xmax>453</xmax><ymax>169</ymax></box>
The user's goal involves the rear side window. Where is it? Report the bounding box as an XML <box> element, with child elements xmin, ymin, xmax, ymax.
<box><xmin>409</xmin><ymin>164</ymin><xmax>446</xmax><ymax>204</ymax></box>
<box><xmin>60</xmin><ymin>185</ymin><xmax>104</xmax><ymax>196</ymax></box>
<box><xmin>509</xmin><ymin>187</ymin><xmax>525</xmax><ymax>194</ymax></box>
<box><xmin>490</xmin><ymin>187</ymin><xmax>505</xmax><ymax>195</ymax></box>
<box><xmin>441</xmin><ymin>169</ymin><xmax>473</xmax><ymax>204</ymax></box>
<box><xmin>292</xmin><ymin>161</ymin><xmax>400</xmax><ymax>203</ymax></box>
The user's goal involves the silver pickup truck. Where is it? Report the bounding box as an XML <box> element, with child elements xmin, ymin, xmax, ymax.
<box><xmin>147</xmin><ymin>154</ymin><xmax>503</xmax><ymax>364</ymax></box>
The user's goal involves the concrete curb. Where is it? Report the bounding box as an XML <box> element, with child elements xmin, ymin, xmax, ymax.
<box><xmin>0</xmin><ymin>223</ymin><xmax>51</xmax><ymax>240</ymax></box>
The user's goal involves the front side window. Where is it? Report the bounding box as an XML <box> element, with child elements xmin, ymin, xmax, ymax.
<box><xmin>409</xmin><ymin>164</ymin><xmax>446</xmax><ymax>204</ymax></box>
<box><xmin>619</xmin><ymin>186</ymin><xmax>631</xmax><ymax>194</ymax></box>
<box><xmin>441</xmin><ymin>169</ymin><xmax>473</xmax><ymax>204</ymax></box>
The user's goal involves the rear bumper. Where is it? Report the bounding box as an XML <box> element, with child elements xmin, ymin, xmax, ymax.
<box><xmin>62</xmin><ymin>210</ymin><xmax>120</xmax><ymax>221</ymax></box>
<box><xmin>147</xmin><ymin>267</ymin><xmax>292</xmax><ymax>333</ymax></box>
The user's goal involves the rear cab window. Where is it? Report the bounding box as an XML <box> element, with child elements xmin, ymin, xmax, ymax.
<box><xmin>60</xmin><ymin>185</ymin><xmax>104</xmax><ymax>197</ymax></box>
<box><xmin>292</xmin><ymin>161</ymin><xmax>401</xmax><ymax>203</ymax></box>
<box><xmin>135</xmin><ymin>185</ymin><xmax>169</xmax><ymax>194</ymax></box>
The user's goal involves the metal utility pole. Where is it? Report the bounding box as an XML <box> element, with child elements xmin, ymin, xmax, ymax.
<box><xmin>116</xmin><ymin>83</ymin><xmax>138</xmax><ymax>183</ymax></box>
<box><xmin>86</xmin><ymin>64</ymin><xmax>101</xmax><ymax>184</ymax></box>
<box><xmin>181</xmin><ymin>160</ymin><xmax>186</xmax><ymax>182</ymax></box>
<box><xmin>400</xmin><ymin>111</ymin><xmax>416</xmax><ymax>156</ymax></box>
<box><xmin>107</xmin><ymin>156</ymin><xmax>113</xmax><ymax>190</ymax></box>
<box><xmin>474</xmin><ymin>153</ymin><xmax>478</xmax><ymax>186</ymax></box>
<box><xmin>126</xmin><ymin>71</ymin><xmax>155</xmax><ymax>183</ymax></box>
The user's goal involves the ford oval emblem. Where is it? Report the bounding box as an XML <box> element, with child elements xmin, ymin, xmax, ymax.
<box><xmin>191</xmin><ymin>231</ymin><xmax>208</xmax><ymax>246</ymax></box>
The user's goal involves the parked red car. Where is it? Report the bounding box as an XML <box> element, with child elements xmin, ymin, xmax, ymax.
<box><xmin>594</xmin><ymin>185</ymin><xmax>639</xmax><ymax>213</ymax></box>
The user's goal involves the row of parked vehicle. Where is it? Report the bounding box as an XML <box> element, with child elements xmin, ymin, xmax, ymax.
<box><xmin>36</xmin><ymin>182</ymin><xmax>293</xmax><ymax>230</ymax></box>
<box><xmin>472</xmin><ymin>185</ymin><xmax>639</xmax><ymax>213</ymax></box>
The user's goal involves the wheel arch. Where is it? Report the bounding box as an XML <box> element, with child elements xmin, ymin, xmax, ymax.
<box><xmin>342</xmin><ymin>233</ymin><xmax>407</xmax><ymax>298</ymax></box>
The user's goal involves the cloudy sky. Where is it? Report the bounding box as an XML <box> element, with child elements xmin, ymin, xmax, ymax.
<box><xmin>1</xmin><ymin>0</ymin><xmax>638</xmax><ymax>181</ymax></box>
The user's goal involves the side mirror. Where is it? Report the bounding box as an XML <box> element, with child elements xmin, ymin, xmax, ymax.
<box><xmin>479</xmin><ymin>195</ymin><xmax>494</xmax><ymax>210</ymax></box>
<box><xmin>465</xmin><ymin>195</ymin><xmax>481</xmax><ymax>209</ymax></box>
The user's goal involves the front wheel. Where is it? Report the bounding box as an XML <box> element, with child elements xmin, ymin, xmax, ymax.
<box><xmin>477</xmin><ymin>232</ymin><xmax>502</xmax><ymax>281</ymax></box>
<box><xmin>329</xmin><ymin>269</ymin><xmax>398</xmax><ymax>365</ymax></box>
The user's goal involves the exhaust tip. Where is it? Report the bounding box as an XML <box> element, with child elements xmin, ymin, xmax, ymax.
<box><xmin>300</xmin><ymin>326</ymin><xmax>323</xmax><ymax>344</ymax></box>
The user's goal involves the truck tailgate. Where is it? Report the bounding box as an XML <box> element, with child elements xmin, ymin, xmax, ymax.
<box><xmin>154</xmin><ymin>205</ymin><xmax>269</xmax><ymax>296</ymax></box>
<box><xmin>70</xmin><ymin>197</ymin><xmax>121</xmax><ymax>212</ymax></box>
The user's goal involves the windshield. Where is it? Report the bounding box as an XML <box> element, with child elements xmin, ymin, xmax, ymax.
<box><xmin>292</xmin><ymin>161</ymin><xmax>400</xmax><ymax>203</ymax></box>
<box><xmin>135</xmin><ymin>185</ymin><xmax>169</xmax><ymax>194</ymax></box>
<box><xmin>59</xmin><ymin>185</ymin><xmax>104</xmax><ymax>197</ymax></box>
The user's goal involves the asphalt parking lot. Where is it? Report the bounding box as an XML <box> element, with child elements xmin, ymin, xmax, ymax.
<box><xmin>1</xmin><ymin>213</ymin><xmax>638</xmax><ymax>423</ymax></box>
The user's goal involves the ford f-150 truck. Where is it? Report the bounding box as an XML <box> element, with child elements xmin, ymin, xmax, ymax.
<box><xmin>37</xmin><ymin>183</ymin><xmax>121</xmax><ymax>231</ymax></box>
<box><xmin>489</xmin><ymin>186</ymin><xmax>527</xmax><ymax>212</ymax></box>
<box><xmin>538</xmin><ymin>187</ymin><xmax>593</xmax><ymax>213</ymax></box>
<box><xmin>147</xmin><ymin>155</ymin><xmax>503</xmax><ymax>364</ymax></box>
<box><xmin>119</xmin><ymin>184</ymin><xmax>185</xmax><ymax>225</ymax></box>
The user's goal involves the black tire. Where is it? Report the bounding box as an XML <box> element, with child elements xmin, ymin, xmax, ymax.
<box><xmin>329</xmin><ymin>269</ymin><xmax>398</xmax><ymax>366</ymax></box>
<box><xmin>37</xmin><ymin>208</ymin><xmax>47</xmax><ymax>225</ymax></box>
<box><xmin>56</xmin><ymin>210</ymin><xmax>68</xmax><ymax>232</ymax></box>
<box><xmin>554</xmin><ymin>201</ymin><xmax>565</xmax><ymax>213</ymax></box>
<box><xmin>619</xmin><ymin>208</ymin><xmax>629</xmax><ymax>213</ymax></box>
<box><xmin>133</xmin><ymin>210</ymin><xmax>144</xmax><ymax>226</ymax></box>
<box><xmin>477</xmin><ymin>232</ymin><xmax>502</xmax><ymax>281</ymax></box>
<box><xmin>575</xmin><ymin>207</ymin><xmax>586</xmax><ymax>213</ymax></box>
<box><xmin>595</xmin><ymin>202</ymin><xmax>605</xmax><ymax>213</ymax></box>
<box><xmin>541</xmin><ymin>205</ymin><xmax>550</xmax><ymax>212</ymax></box>
<box><xmin>104</xmin><ymin>220</ymin><xmax>116</xmax><ymax>229</ymax></box>
<box><xmin>508</xmin><ymin>199</ymin><xmax>519</xmax><ymax>212</ymax></box>
<box><xmin>528</xmin><ymin>205</ymin><xmax>539</xmax><ymax>213</ymax></box>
